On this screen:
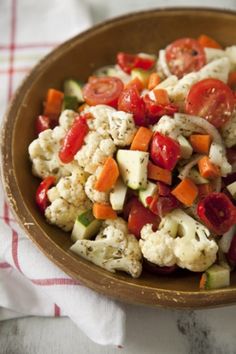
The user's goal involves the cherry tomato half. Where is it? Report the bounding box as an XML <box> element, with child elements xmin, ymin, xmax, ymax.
<box><xmin>165</xmin><ymin>38</ymin><xmax>206</xmax><ymax>78</ymax></box>
<box><xmin>143</xmin><ymin>95</ymin><xmax>178</xmax><ymax>125</ymax></box>
<box><xmin>197</xmin><ymin>192</ymin><xmax>236</xmax><ymax>235</ymax></box>
<box><xmin>185</xmin><ymin>78</ymin><xmax>235</xmax><ymax>128</ymax></box>
<box><xmin>36</xmin><ymin>176</ymin><xmax>56</xmax><ymax>213</ymax></box>
<box><xmin>150</xmin><ymin>132</ymin><xmax>181</xmax><ymax>171</ymax></box>
<box><xmin>128</xmin><ymin>200</ymin><xmax>160</xmax><ymax>239</ymax></box>
<box><xmin>117</xmin><ymin>52</ymin><xmax>155</xmax><ymax>74</ymax></box>
<box><xmin>83</xmin><ymin>76</ymin><xmax>124</xmax><ymax>108</ymax></box>
<box><xmin>59</xmin><ymin>115</ymin><xmax>89</xmax><ymax>163</ymax></box>
<box><xmin>117</xmin><ymin>86</ymin><xmax>147</xmax><ymax>126</ymax></box>
<box><xmin>35</xmin><ymin>115</ymin><xmax>57</xmax><ymax>135</ymax></box>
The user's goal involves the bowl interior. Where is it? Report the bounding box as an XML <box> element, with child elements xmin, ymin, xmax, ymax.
<box><xmin>2</xmin><ymin>8</ymin><xmax>236</xmax><ymax>308</ymax></box>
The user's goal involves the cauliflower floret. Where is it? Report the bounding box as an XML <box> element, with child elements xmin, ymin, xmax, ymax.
<box><xmin>75</xmin><ymin>131</ymin><xmax>116</xmax><ymax>174</ymax></box>
<box><xmin>221</xmin><ymin>111</ymin><xmax>236</xmax><ymax>148</ymax></box>
<box><xmin>45</xmin><ymin>198</ymin><xmax>85</xmax><ymax>231</ymax></box>
<box><xmin>139</xmin><ymin>209</ymin><xmax>218</xmax><ymax>272</ymax></box>
<box><xmin>107</xmin><ymin>111</ymin><xmax>137</xmax><ymax>146</ymax></box>
<box><xmin>140</xmin><ymin>224</ymin><xmax>177</xmax><ymax>267</ymax></box>
<box><xmin>59</xmin><ymin>109</ymin><xmax>77</xmax><ymax>130</ymax></box>
<box><xmin>101</xmin><ymin>217</ymin><xmax>128</xmax><ymax>235</ymax></box>
<box><xmin>85</xmin><ymin>173</ymin><xmax>109</xmax><ymax>203</ymax></box>
<box><xmin>70</xmin><ymin>220</ymin><xmax>142</xmax><ymax>278</ymax></box>
<box><xmin>87</xmin><ymin>105</ymin><xmax>115</xmax><ymax>138</ymax></box>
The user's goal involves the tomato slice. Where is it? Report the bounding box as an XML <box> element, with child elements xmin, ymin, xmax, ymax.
<box><xmin>165</xmin><ymin>38</ymin><xmax>206</xmax><ymax>78</ymax></box>
<box><xmin>143</xmin><ymin>95</ymin><xmax>178</xmax><ymax>125</ymax></box>
<box><xmin>150</xmin><ymin>132</ymin><xmax>181</xmax><ymax>170</ymax></box>
<box><xmin>59</xmin><ymin>115</ymin><xmax>89</xmax><ymax>163</ymax></box>
<box><xmin>36</xmin><ymin>176</ymin><xmax>56</xmax><ymax>213</ymax></box>
<box><xmin>117</xmin><ymin>52</ymin><xmax>155</xmax><ymax>74</ymax></box>
<box><xmin>185</xmin><ymin>78</ymin><xmax>235</xmax><ymax>128</ymax></box>
<box><xmin>197</xmin><ymin>192</ymin><xmax>236</xmax><ymax>235</ymax></box>
<box><xmin>83</xmin><ymin>76</ymin><xmax>123</xmax><ymax>108</ymax></box>
<box><xmin>117</xmin><ymin>86</ymin><xmax>147</xmax><ymax>126</ymax></box>
<box><xmin>128</xmin><ymin>200</ymin><xmax>160</xmax><ymax>239</ymax></box>
<box><xmin>35</xmin><ymin>115</ymin><xmax>57</xmax><ymax>135</ymax></box>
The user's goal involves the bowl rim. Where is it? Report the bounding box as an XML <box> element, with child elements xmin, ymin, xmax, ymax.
<box><xmin>2</xmin><ymin>6</ymin><xmax>236</xmax><ymax>309</ymax></box>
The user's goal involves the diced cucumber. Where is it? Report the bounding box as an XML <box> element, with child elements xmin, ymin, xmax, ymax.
<box><xmin>131</xmin><ymin>68</ymin><xmax>151</xmax><ymax>87</ymax></box>
<box><xmin>227</xmin><ymin>181</ymin><xmax>236</xmax><ymax>199</ymax></box>
<box><xmin>200</xmin><ymin>264</ymin><xmax>230</xmax><ymax>290</ymax></box>
<box><xmin>62</xmin><ymin>96</ymin><xmax>79</xmax><ymax>111</ymax></box>
<box><xmin>93</xmin><ymin>65</ymin><xmax>117</xmax><ymax>77</ymax></box>
<box><xmin>110</xmin><ymin>178</ymin><xmax>127</xmax><ymax>211</ymax></box>
<box><xmin>187</xmin><ymin>168</ymin><xmax>209</xmax><ymax>184</ymax></box>
<box><xmin>139</xmin><ymin>181</ymin><xmax>157</xmax><ymax>207</ymax></box>
<box><xmin>64</xmin><ymin>79</ymin><xmax>84</xmax><ymax>102</ymax></box>
<box><xmin>116</xmin><ymin>149</ymin><xmax>149</xmax><ymax>190</ymax></box>
<box><xmin>177</xmin><ymin>135</ymin><xmax>193</xmax><ymax>159</ymax></box>
<box><xmin>71</xmin><ymin>209</ymin><xmax>101</xmax><ymax>242</ymax></box>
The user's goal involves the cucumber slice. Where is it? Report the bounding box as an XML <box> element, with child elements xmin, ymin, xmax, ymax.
<box><xmin>71</xmin><ymin>209</ymin><xmax>101</xmax><ymax>242</ymax></box>
<box><xmin>116</xmin><ymin>149</ymin><xmax>149</xmax><ymax>190</ymax></box>
<box><xmin>187</xmin><ymin>168</ymin><xmax>209</xmax><ymax>184</ymax></box>
<box><xmin>62</xmin><ymin>96</ymin><xmax>79</xmax><ymax>111</ymax></box>
<box><xmin>131</xmin><ymin>68</ymin><xmax>151</xmax><ymax>87</ymax></box>
<box><xmin>93</xmin><ymin>65</ymin><xmax>117</xmax><ymax>77</ymax></box>
<box><xmin>177</xmin><ymin>135</ymin><xmax>193</xmax><ymax>159</ymax></box>
<box><xmin>110</xmin><ymin>178</ymin><xmax>127</xmax><ymax>211</ymax></box>
<box><xmin>139</xmin><ymin>181</ymin><xmax>157</xmax><ymax>207</ymax></box>
<box><xmin>64</xmin><ymin>79</ymin><xmax>84</xmax><ymax>102</ymax></box>
<box><xmin>227</xmin><ymin>181</ymin><xmax>236</xmax><ymax>199</ymax></box>
<box><xmin>200</xmin><ymin>264</ymin><xmax>230</xmax><ymax>290</ymax></box>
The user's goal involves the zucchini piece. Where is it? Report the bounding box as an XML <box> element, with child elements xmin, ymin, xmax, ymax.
<box><xmin>131</xmin><ymin>68</ymin><xmax>151</xmax><ymax>87</ymax></box>
<box><xmin>227</xmin><ymin>181</ymin><xmax>236</xmax><ymax>199</ymax></box>
<box><xmin>62</xmin><ymin>96</ymin><xmax>79</xmax><ymax>111</ymax></box>
<box><xmin>71</xmin><ymin>209</ymin><xmax>101</xmax><ymax>242</ymax></box>
<box><xmin>64</xmin><ymin>79</ymin><xmax>84</xmax><ymax>102</ymax></box>
<box><xmin>110</xmin><ymin>178</ymin><xmax>127</xmax><ymax>211</ymax></box>
<box><xmin>200</xmin><ymin>264</ymin><xmax>230</xmax><ymax>290</ymax></box>
<box><xmin>139</xmin><ymin>181</ymin><xmax>157</xmax><ymax>207</ymax></box>
<box><xmin>187</xmin><ymin>168</ymin><xmax>209</xmax><ymax>184</ymax></box>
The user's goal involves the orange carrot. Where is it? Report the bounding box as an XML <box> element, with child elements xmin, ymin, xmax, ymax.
<box><xmin>198</xmin><ymin>34</ymin><xmax>222</xmax><ymax>49</ymax></box>
<box><xmin>125</xmin><ymin>77</ymin><xmax>144</xmax><ymax>92</ymax></box>
<box><xmin>148</xmin><ymin>72</ymin><xmax>161</xmax><ymax>90</ymax></box>
<box><xmin>198</xmin><ymin>156</ymin><xmax>221</xmax><ymax>179</ymax></box>
<box><xmin>78</xmin><ymin>103</ymin><xmax>90</xmax><ymax>112</ymax></box>
<box><xmin>130</xmin><ymin>127</ymin><xmax>153</xmax><ymax>152</ymax></box>
<box><xmin>198</xmin><ymin>183</ymin><xmax>214</xmax><ymax>199</ymax></box>
<box><xmin>171</xmin><ymin>178</ymin><xmax>198</xmax><ymax>206</ymax></box>
<box><xmin>228</xmin><ymin>71</ymin><xmax>236</xmax><ymax>90</ymax></box>
<box><xmin>152</xmin><ymin>88</ymin><xmax>170</xmax><ymax>105</ymax></box>
<box><xmin>147</xmin><ymin>161</ymin><xmax>172</xmax><ymax>185</ymax></box>
<box><xmin>94</xmin><ymin>157</ymin><xmax>119</xmax><ymax>192</ymax></box>
<box><xmin>43</xmin><ymin>89</ymin><xmax>64</xmax><ymax>119</ymax></box>
<box><xmin>189</xmin><ymin>134</ymin><xmax>212</xmax><ymax>154</ymax></box>
<box><xmin>199</xmin><ymin>273</ymin><xmax>207</xmax><ymax>290</ymax></box>
<box><xmin>93</xmin><ymin>203</ymin><xmax>117</xmax><ymax>220</ymax></box>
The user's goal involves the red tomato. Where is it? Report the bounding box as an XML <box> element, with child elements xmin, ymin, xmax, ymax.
<box><xmin>35</xmin><ymin>115</ymin><xmax>57</xmax><ymax>135</ymax></box>
<box><xmin>150</xmin><ymin>132</ymin><xmax>181</xmax><ymax>170</ymax></box>
<box><xmin>185</xmin><ymin>78</ymin><xmax>235</xmax><ymax>128</ymax></box>
<box><xmin>117</xmin><ymin>86</ymin><xmax>147</xmax><ymax>126</ymax></box>
<box><xmin>36</xmin><ymin>176</ymin><xmax>56</xmax><ymax>213</ymax></box>
<box><xmin>117</xmin><ymin>52</ymin><xmax>155</xmax><ymax>74</ymax></box>
<box><xmin>83</xmin><ymin>76</ymin><xmax>123</xmax><ymax>107</ymax></box>
<box><xmin>59</xmin><ymin>116</ymin><xmax>89</xmax><ymax>163</ymax></box>
<box><xmin>165</xmin><ymin>38</ymin><xmax>206</xmax><ymax>78</ymax></box>
<box><xmin>149</xmin><ymin>194</ymin><xmax>180</xmax><ymax>217</ymax></box>
<box><xmin>143</xmin><ymin>259</ymin><xmax>178</xmax><ymax>275</ymax></box>
<box><xmin>197</xmin><ymin>192</ymin><xmax>236</xmax><ymax>235</ymax></box>
<box><xmin>128</xmin><ymin>200</ymin><xmax>160</xmax><ymax>239</ymax></box>
<box><xmin>144</xmin><ymin>95</ymin><xmax>178</xmax><ymax>125</ymax></box>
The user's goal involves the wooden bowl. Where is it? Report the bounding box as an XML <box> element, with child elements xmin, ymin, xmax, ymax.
<box><xmin>2</xmin><ymin>8</ymin><xmax>236</xmax><ymax>308</ymax></box>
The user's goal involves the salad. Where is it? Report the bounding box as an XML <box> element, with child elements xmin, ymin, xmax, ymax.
<box><xmin>29</xmin><ymin>34</ymin><xmax>236</xmax><ymax>290</ymax></box>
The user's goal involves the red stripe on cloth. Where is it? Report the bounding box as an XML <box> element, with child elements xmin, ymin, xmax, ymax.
<box><xmin>0</xmin><ymin>67</ymin><xmax>31</xmax><ymax>75</ymax></box>
<box><xmin>0</xmin><ymin>43</ymin><xmax>58</xmax><ymax>50</ymax></box>
<box><xmin>54</xmin><ymin>304</ymin><xmax>61</xmax><ymax>317</ymax></box>
<box><xmin>8</xmin><ymin>0</ymin><xmax>17</xmax><ymax>101</ymax></box>
<box><xmin>0</xmin><ymin>215</ymin><xmax>16</xmax><ymax>223</ymax></box>
<box><xmin>31</xmin><ymin>278</ymin><xmax>80</xmax><ymax>286</ymax></box>
<box><xmin>12</xmin><ymin>229</ymin><xmax>22</xmax><ymax>272</ymax></box>
<box><xmin>0</xmin><ymin>262</ymin><xmax>11</xmax><ymax>269</ymax></box>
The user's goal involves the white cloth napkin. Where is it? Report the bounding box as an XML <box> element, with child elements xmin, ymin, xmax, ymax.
<box><xmin>0</xmin><ymin>0</ymin><xmax>125</xmax><ymax>346</ymax></box>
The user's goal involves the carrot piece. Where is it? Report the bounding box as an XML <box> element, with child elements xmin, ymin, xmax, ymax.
<box><xmin>130</xmin><ymin>127</ymin><xmax>153</xmax><ymax>152</ymax></box>
<box><xmin>43</xmin><ymin>89</ymin><xmax>64</xmax><ymax>119</ymax></box>
<box><xmin>148</xmin><ymin>72</ymin><xmax>161</xmax><ymax>90</ymax></box>
<box><xmin>198</xmin><ymin>156</ymin><xmax>221</xmax><ymax>179</ymax></box>
<box><xmin>199</xmin><ymin>273</ymin><xmax>207</xmax><ymax>290</ymax></box>
<box><xmin>198</xmin><ymin>183</ymin><xmax>214</xmax><ymax>199</ymax></box>
<box><xmin>147</xmin><ymin>161</ymin><xmax>172</xmax><ymax>185</ymax></box>
<box><xmin>78</xmin><ymin>103</ymin><xmax>90</xmax><ymax>112</ymax></box>
<box><xmin>171</xmin><ymin>178</ymin><xmax>198</xmax><ymax>206</ymax></box>
<box><xmin>93</xmin><ymin>203</ymin><xmax>117</xmax><ymax>220</ymax></box>
<box><xmin>152</xmin><ymin>88</ymin><xmax>170</xmax><ymax>105</ymax></box>
<box><xmin>198</xmin><ymin>34</ymin><xmax>222</xmax><ymax>49</ymax></box>
<box><xmin>189</xmin><ymin>134</ymin><xmax>212</xmax><ymax>154</ymax></box>
<box><xmin>125</xmin><ymin>77</ymin><xmax>144</xmax><ymax>92</ymax></box>
<box><xmin>94</xmin><ymin>157</ymin><xmax>119</xmax><ymax>192</ymax></box>
<box><xmin>228</xmin><ymin>71</ymin><xmax>236</xmax><ymax>90</ymax></box>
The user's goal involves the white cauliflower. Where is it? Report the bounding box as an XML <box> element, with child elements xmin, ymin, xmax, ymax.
<box><xmin>85</xmin><ymin>170</ymin><xmax>109</xmax><ymax>203</ymax></box>
<box><xmin>70</xmin><ymin>218</ymin><xmax>142</xmax><ymax>278</ymax></box>
<box><xmin>59</xmin><ymin>109</ymin><xmax>78</xmax><ymax>130</ymax></box>
<box><xmin>107</xmin><ymin>111</ymin><xmax>137</xmax><ymax>146</ymax></box>
<box><xmin>87</xmin><ymin>105</ymin><xmax>115</xmax><ymax>137</ymax></box>
<box><xmin>140</xmin><ymin>209</ymin><xmax>218</xmax><ymax>272</ymax></box>
<box><xmin>221</xmin><ymin>111</ymin><xmax>236</xmax><ymax>148</ymax></box>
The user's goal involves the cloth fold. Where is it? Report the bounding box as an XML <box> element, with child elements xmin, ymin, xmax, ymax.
<box><xmin>0</xmin><ymin>0</ymin><xmax>125</xmax><ymax>346</ymax></box>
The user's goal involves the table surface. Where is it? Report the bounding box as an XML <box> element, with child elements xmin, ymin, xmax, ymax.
<box><xmin>1</xmin><ymin>0</ymin><xmax>236</xmax><ymax>353</ymax></box>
